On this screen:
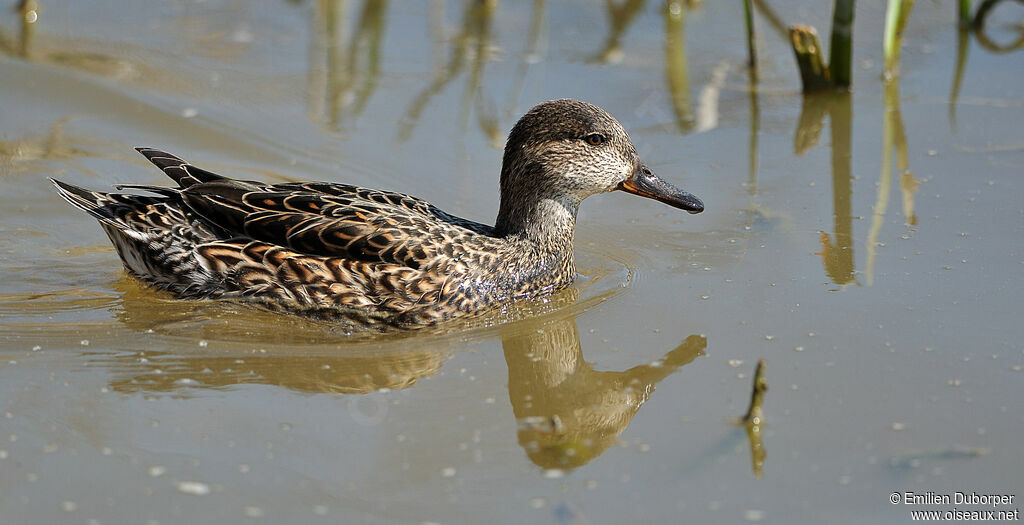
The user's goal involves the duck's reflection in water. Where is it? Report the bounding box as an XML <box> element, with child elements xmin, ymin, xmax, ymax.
<box><xmin>503</xmin><ymin>315</ymin><xmax>706</xmax><ymax>470</ymax></box>
<box><xmin>107</xmin><ymin>347</ymin><xmax>447</xmax><ymax>396</ymax></box>
<box><xmin>103</xmin><ymin>277</ymin><xmax>705</xmax><ymax>470</ymax></box>
<box><xmin>103</xmin><ymin>277</ymin><xmax>452</xmax><ymax>395</ymax></box>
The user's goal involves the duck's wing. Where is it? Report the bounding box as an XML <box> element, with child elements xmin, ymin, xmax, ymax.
<box><xmin>180</xmin><ymin>180</ymin><xmax>492</xmax><ymax>270</ymax></box>
<box><xmin>134</xmin><ymin>148</ymin><xmax>494</xmax><ymax>270</ymax></box>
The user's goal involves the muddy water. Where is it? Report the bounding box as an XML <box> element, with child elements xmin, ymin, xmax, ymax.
<box><xmin>2</xmin><ymin>1</ymin><xmax>1023</xmax><ymax>523</ymax></box>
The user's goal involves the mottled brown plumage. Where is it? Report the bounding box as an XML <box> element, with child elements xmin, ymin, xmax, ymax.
<box><xmin>52</xmin><ymin>99</ymin><xmax>703</xmax><ymax>330</ymax></box>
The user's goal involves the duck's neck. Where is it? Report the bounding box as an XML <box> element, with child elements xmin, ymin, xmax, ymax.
<box><xmin>494</xmin><ymin>174</ymin><xmax>581</xmax><ymax>279</ymax></box>
<box><xmin>495</xmin><ymin>160</ymin><xmax>580</xmax><ymax>237</ymax></box>
<box><xmin>494</xmin><ymin>194</ymin><xmax>579</xmax><ymax>291</ymax></box>
<box><xmin>496</xmin><ymin>195</ymin><xmax>578</xmax><ymax>243</ymax></box>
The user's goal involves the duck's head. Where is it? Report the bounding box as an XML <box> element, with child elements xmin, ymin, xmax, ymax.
<box><xmin>497</xmin><ymin>99</ymin><xmax>703</xmax><ymax>234</ymax></box>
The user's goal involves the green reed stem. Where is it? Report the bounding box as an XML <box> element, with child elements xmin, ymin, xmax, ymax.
<box><xmin>883</xmin><ymin>0</ymin><xmax>915</xmax><ymax>80</ymax></box>
<box><xmin>958</xmin><ymin>0</ymin><xmax>972</xmax><ymax>27</ymax></box>
<box><xmin>743</xmin><ymin>0</ymin><xmax>758</xmax><ymax>78</ymax></box>
<box><xmin>828</xmin><ymin>0</ymin><xmax>855</xmax><ymax>89</ymax></box>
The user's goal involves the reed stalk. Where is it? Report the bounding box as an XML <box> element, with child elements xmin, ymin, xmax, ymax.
<box><xmin>828</xmin><ymin>0</ymin><xmax>855</xmax><ymax>88</ymax></box>
<box><xmin>958</xmin><ymin>0</ymin><xmax>971</xmax><ymax>27</ymax></box>
<box><xmin>787</xmin><ymin>0</ymin><xmax>855</xmax><ymax>92</ymax></box>
<box><xmin>883</xmin><ymin>0</ymin><xmax>915</xmax><ymax>80</ymax></box>
<box><xmin>789</xmin><ymin>26</ymin><xmax>832</xmax><ymax>91</ymax></box>
<box><xmin>743</xmin><ymin>0</ymin><xmax>758</xmax><ymax>79</ymax></box>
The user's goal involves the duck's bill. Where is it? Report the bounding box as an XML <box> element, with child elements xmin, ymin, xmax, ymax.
<box><xmin>618</xmin><ymin>165</ymin><xmax>704</xmax><ymax>214</ymax></box>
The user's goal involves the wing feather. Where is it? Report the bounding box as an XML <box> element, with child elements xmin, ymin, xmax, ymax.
<box><xmin>179</xmin><ymin>180</ymin><xmax>494</xmax><ymax>269</ymax></box>
<box><xmin>132</xmin><ymin>149</ymin><xmax>497</xmax><ymax>271</ymax></box>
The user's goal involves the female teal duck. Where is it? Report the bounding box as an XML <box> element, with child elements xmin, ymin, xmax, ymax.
<box><xmin>52</xmin><ymin>99</ymin><xmax>703</xmax><ymax>330</ymax></box>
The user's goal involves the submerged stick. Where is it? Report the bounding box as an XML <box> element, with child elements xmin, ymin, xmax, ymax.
<box><xmin>742</xmin><ymin>359</ymin><xmax>767</xmax><ymax>478</ymax></box>
<box><xmin>742</xmin><ymin>359</ymin><xmax>768</xmax><ymax>424</ymax></box>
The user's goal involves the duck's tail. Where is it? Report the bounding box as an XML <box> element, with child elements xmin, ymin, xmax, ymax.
<box><xmin>51</xmin><ymin>178</ymin><xmax>152</xmax><ymax>227</ymax></box>
<box><xmin>51</xmin><ymin>178</ymin><xmax>220</xmax><ymax>294</ymax></box>
<box><xmin>51</xmin><ymin>146</ymin><xmax>231</xmax><ymax>224</ymax></box>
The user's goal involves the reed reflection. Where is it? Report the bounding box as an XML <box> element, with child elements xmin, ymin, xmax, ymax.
<box><xmin>0</xmin><ymin>1</ymin><xmax>246</xmax><ymax>85</ymax></box>
<box><xmin>502</xmin><ymin>314</ymin><xmax>706</xmax><ymax>471</ymax></box>
<box><xmin>950</xmin><ymin>27</ymin><xmax>970</xmax><ymax>128</ymax></box>
<box><xmin>795</xmin><ymin>92</ymin><xmax>856</xmax><ymax>288</ymax></box>
<box><xmin>503</xmin><ymin>0</ymin><xmax>546</xmax><ymax>124</ymax></box>
<box><xmin>867</xmin><ymin>77</ymin><xmax>919</xmax><ymax>285</ymax></box>
<box><xmin>307</xmin><ymin>0</ymin><xmax>388</xmax><ymax>130</ymax></box>
<box><xmin>948</xmin><ymin>4</ymin><xmax>1023</xmax><ymax>125</ymax></box>
<box><xmin>664</xmin><ymin>0</ymin><xmax>694</xmax><ymax>132</ymax></box>
<box><xmin>17</xmin><ymin>0</ymin><xmax>37</xmax><ymax>58</ymax></box>
<box><xmin>0</xmin><ymin>117</ymin><xmax>98</xmax><ymax>168</ymax></box>
<box><xmin>399</xmin><ymin>0</ymin><xmax>500</xmax><ymax>145</ymax></box>
<box><xmin>744</xmin><ymin>50</ymin><xmax>760</xmax><ymax>209</ymax></box>
<box><xmin>795</xmin><ymin>81</ymin><xmax>920</xmax><ymax>288</ymax></box>
<box><xmin>971</xmin><ymin>0</ymin><xmax>1024</xmax><ymax>53</ymax></box>
<box><xmin>589</xmin><ymin>0</ymin><xmax>646</xmax><ymax>64</ymax></box>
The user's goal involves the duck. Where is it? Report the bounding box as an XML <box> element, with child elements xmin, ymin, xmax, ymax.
<box><xmin>52</xmin><ymin>99</ymin><xmax>703</xmax><ymax>330</ymax></box>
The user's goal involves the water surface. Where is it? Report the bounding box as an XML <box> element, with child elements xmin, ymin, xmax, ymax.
<box><xmin>1</xmin><ymin>1</ymin><xmax>1023</xmax><ymax>523</ymax></box>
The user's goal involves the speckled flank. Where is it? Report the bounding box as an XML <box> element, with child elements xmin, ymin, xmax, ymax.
<box><xmin>51</xmin><ymin>100</ymin><xmax>702</xmax><ymax>331</ymax></box>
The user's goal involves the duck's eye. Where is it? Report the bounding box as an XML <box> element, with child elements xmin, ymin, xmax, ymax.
<box><xmin>584</xmin><ymin>134</ymin><xmax>605</xmax><ymax>146</ymax></box>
